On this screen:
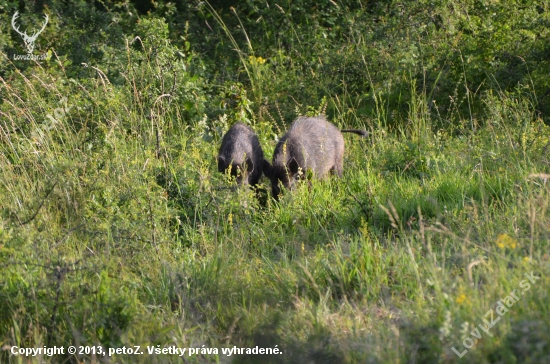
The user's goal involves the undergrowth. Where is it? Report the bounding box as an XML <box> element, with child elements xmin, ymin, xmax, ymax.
<box><xmin>1</xmin><ymin>1</ymin><xmax>550</xmax><ymax>363</ymax></box>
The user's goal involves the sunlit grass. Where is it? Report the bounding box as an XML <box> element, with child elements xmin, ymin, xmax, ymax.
<box><xmin>1</xmin><ymin>8</ymin><xmax>550</xmax><ymax>364</ymax></box>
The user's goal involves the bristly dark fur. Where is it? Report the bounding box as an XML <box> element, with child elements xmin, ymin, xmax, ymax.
<box><xmin>263</xmin><ymin>116</ymin><xmax>367</xmax><ymax>198</ymax></box>
<box><xmin>217</xmin><ymin>123</ymin><xmax>267</xmax><ymax>186</ymax></box>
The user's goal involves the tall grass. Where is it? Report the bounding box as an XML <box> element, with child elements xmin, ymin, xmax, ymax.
<box><xmin>1</xmin><ymin>4</ymin><xmax>550</xmax><ymax>364</ymax></box>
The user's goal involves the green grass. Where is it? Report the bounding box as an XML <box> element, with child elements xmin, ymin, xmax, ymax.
<box><xmin>1</xmin><ymin>2</ymin><xmax>550</xmax><ymax>363</ymax></box>
<box><xmin>2</xmin><ymin>58</ymin><xmax>549</xmax><ymax>363</ymax></box>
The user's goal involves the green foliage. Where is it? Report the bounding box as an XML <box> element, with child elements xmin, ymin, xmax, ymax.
<box><xmin>1</xmin><ymin>1</ymin><xmax>550</xmax><ymax>363</ymax></box>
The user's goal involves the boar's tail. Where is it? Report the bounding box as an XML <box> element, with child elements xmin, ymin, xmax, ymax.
<box><xmin>341</xmin><ymin>129</ymin><xmax>368</xmax><ymax>137</ymax></box>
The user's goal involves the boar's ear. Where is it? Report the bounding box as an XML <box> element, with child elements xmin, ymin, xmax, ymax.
<box><xmin>217</xmin><ymin>155</ymin><xmax>226</xmax><ymax>172</ymax></box>
<box><xmin>245</xmin><ymin>157</ymin><xmax>254</xmax><ymax>172</ymax></box>
<box><xmin>287</xmin><ymin>158</ymin><xmax>299</xmax><ymax>174</ymax></box>
<box><xmin>262</xmin><ymin>159</ymin><xmax>273</xmax><ymax>178</ymax></box>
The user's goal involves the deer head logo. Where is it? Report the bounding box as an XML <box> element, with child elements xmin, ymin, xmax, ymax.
<box><xmin>11</xmin><ymin>11</ymin><xmax>49</xmax><ymax>54</ymax></box>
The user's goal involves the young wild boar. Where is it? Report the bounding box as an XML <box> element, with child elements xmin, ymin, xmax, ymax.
<box><xmin>217</xmin><ymin>123</ymin><xmax>266</xmax><ymax>186</ymax></box>
<box><xmin>263</xmin><ymin>116</ymin><xmax>367</xmax><ymax>198</ymax></box>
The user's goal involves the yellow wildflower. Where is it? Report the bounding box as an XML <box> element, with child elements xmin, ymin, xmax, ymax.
<box><xmin>248</xmin><ymin>55</ymin><xmax>266</xmax><ymax>65</ymax></box>
<box><xmin>495</xmin><ymin>234</ymin><xmax>517</xmax><ymax>249</ymax></box>
<box><xmin>456</xmin><ymin>293</ymin><xmax>469</xmax><ymax>305</ymax></box>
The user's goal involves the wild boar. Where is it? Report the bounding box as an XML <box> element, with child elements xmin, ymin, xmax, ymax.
<box><xmin>217</xmin><ymin>123</ymin><xmax>266</xmax><ymax>186</ymax></box>
<box><xmin>263</xmin><ymin>116</ymin><xmax>367</xmax><ymax>197</ymax></box>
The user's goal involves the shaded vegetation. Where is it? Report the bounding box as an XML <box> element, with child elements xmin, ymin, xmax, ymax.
<box><xmin>1</xmin><ymin>0</ymin><xmax>550</xmax><ymax>363</ymax></box>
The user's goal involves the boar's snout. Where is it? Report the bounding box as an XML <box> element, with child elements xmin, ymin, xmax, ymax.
<box><xmin>217</xmin><ymin>123</ymin><xmax>265</xmax><ymax>186</ymax></box>
<box><xmin>218</xmin><ymin>155</ymin><xmax>254</xmax><ymax>184</ymax></box>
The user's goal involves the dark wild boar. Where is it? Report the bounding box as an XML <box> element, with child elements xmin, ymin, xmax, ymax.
<box><xmin>263</xmin><ymin>116</ymin><xmax>367</xmax><ymax>197</ymax></box>
<box><xmin>217</xmin><ymin>123</ymin><xmax>266</xmax><ymax>186</ymax></box>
